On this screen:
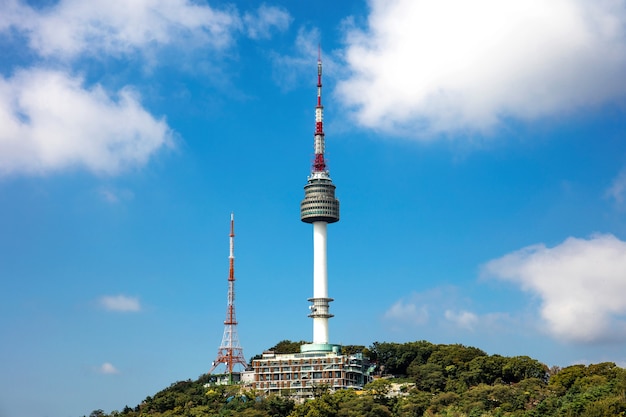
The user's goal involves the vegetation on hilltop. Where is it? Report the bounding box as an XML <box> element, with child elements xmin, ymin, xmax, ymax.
<box><xmin>85</xmin><ymin>340</ymin><xmax>626</xmax><ymax>417</ymax></box>
<box><xmin>249</xmin><ymin>340</ymin><xmax>309</xmax><ymax>362</ymax></box>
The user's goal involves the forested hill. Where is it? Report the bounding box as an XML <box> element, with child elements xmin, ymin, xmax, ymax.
<box><xmin>85</xmin><ymin>340</ymin><xmax>626</xmax><ymax>417</ymax></box>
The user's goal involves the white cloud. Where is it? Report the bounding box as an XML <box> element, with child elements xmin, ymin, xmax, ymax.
<box><xmin>0</xmin><ymin>68</ymin><xmax>173</xmax><ymax>176</ymax></box>
<box><xmin>97</xmin><ymin>362</ymin><xmax>120</xmax><ymax>374</ymax></box>
<box><xmin>606</xmin><ymin>168</ymin><xmax>626</xmax><ymax>204</ymax></box>
<box><xmin>384</xmin><ymin>299</ymin><xmax>429</xmax><ymax>325</ymax></box>
<box><xmin>243</xmin><ymin>4</ymin><xmax>292</xmax><ymax>40</ymax></box>
<box><xmin>337</xmin><ymin>0</ymin><xmax>626</xmax><ymax>136</ymax></box>
<box><xmin>445</xmin><ymin>310</ymin><xmax>479</xmax><ymax>330</ymax></box>
<box><xmin>0</xmin><ymin>0</ymin><xmax>33</xmax><ymax>33</ymax></box>
<box><xmin>0</xmin><ymin>2</ymin><xmax>293</xmax><ymax>178</ymax></box>
<box><xmin>270</xmin><ymin>27</ymin><xmax>322</xmax><ymax>91</ymax></box>
<box><xmin>483</xmin><ymin>234</ymin><xmax>626</xmax><ymax>344</ymax></box>
<box><xmin>269</xmin><ymin>27</ymin><xmax>344</xmax><ymax>94</ymax></box>
<box><xmin>2</xmin><ymin>0</ymin><xmax>242</xmax><ymax>59</ymax></box>
<box><xmin>99</xmin><ymin>295</ymin><xmax>141</xmax><ymax>312</ymax></box>
<box><xmin>383</xmin><ymin>286</ymin><xmax>476</xmax><ymax>327</ymax></box>
<box><xmin>1</xmin><ymin>0</ymin><xmax>291</xmax><ymax>60</ymax></box>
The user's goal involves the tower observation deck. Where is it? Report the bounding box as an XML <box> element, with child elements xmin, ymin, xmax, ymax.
<box><xmin>300</xmin><ymin>52</ymin><xmax>339</xmax><ymax>348</ymax></box>
<box><xmin>300</xmin><ymin>54</ymin><xmax>339</xmax><ymax>225</ymax></box>
<box><xmin>300</xmin><ymin>177</ymin><xmax>339</xmax><ymax>224</ymax></box>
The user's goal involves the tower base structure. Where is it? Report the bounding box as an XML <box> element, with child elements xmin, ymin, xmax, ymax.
<box><xmin>241</xmin><ymin>347</ymin><xmax>372</xmax><ymax>399</ymax></box>
<box><xmin>300</xmin><ymin>342</ymin><xmax>340</xmax><ymax>354</ymax></box>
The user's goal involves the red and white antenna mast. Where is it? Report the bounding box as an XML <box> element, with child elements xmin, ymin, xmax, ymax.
<box><xmin>313</xmin><ymin>45</ymin><xmax>326</xmax><ymax>172</ymax></box>
<box><xmin>209</xmin><ymin>213</ymin><xmax>247</xmax><ymax>376</ymax></box>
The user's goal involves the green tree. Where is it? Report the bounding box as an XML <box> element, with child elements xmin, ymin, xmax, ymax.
<box><xmin>337</xmin><ymin>394</ymin><xmax>392</xmax><ymax>417</ymax></box>
<box><xmin>413</xmin><ymin>363</ymin><xmax>446</xmax><ymax>393</ymax></box>
<box><xmin>501</xmin><ymin>356</ymin><xmax>547</xmax><ymax>383</ymax></box>
<box><xmin>264</xmin><ymin>394</ymin><xmax>295</xmax><ymax>417</ymax></box>
<box><xmin>427</xmin><ymin>391</ymin><xmax>460</xmax><ymax>415</ymax></box>
<box><xmin>271</xmin><ymin>340</ymin><xmax>309</xmax><ymax>354</ymax></box>
<box><xmin>342</xmin><ymin>345</ymin><xmax>366</xmax><ymax>356</ymax></box>
<box><xmin>584</xmin><ymin>395</ymin><xmax>626</xmax><ymax>417</ymax></box>
<box><xmin>427</xmin><ymin>344</ymin><xmax>486</xmax><ymax>371</ymax></box>
<box><xmin>288</xmin><ymin>393</ymin><xmax>337</xmax><ymax>417</ymax></box>
<box><xmin>371</xmin><ymin>340</ymin><xmax>435</xmax><ymax>376</ymax></box>
<box><xmin>394</xmin><ymin>390</ymin><xmax>432</xmax><ymax>417</ymax></box>
<box><xmin>587</xmin><ymin>362</ymin><xmax>620</xmax><ymax>379</ymax></box>
<box><xmin>460</xmin><ymin>355</ymin><xmax>507</xmax><ymax>386</ymax></box>
<box><xmin>235</xmin><ymin>409</ymin><xmax>271</xmax><ymax>417</ymax></box>
<box><xmin>364</xmin><ymin>378</ymin><xmax>393</xmax><ymax>403</ymax></box>
<box><xmin>549</xmin><ymin>364</ymin><xmax>586</xmax><ymax>390</ymax></box>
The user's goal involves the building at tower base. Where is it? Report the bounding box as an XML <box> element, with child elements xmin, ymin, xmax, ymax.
<box><xmin>242</xmin><ymin>349</ymin><xmax>371</xmax><ymax>398</ymax></box>
<box><xmin>209</xmin><ymin>372</ymin><xmax>244</xmax><ymax>386</ymax></box>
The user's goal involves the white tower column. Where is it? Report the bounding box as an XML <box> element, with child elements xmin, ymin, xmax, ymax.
<box><xmin>313</xmin><ymin>221</ymin><xmax>329</xmax><ymax>344</ymax></box>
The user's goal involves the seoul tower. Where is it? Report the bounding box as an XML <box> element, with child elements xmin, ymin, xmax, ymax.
<box><xmin>300</xmin><ymin>51</ymin><xmax>340</xmax><ymax>347</ymax></box>
<box><xmin>209</xmin><ymin>213</ymin><xmax>247</xmax><ymax>378</ymax></box>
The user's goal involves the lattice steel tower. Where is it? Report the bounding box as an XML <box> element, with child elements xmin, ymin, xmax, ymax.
<box><xmin>209</xmin><ymin>213</ymin><xmax>247</xmax><ymax>375</ymax></box>
<box><xmin>300</xmin><ymin>52</ymin><xmax>340</xmax><ymax>346</ymax></box>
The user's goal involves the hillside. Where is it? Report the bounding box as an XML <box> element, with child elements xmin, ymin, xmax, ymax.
<box><xmin>84</xmin><ymin>340</ymin><xmax>626</xmax><ymax>417</ymax></box>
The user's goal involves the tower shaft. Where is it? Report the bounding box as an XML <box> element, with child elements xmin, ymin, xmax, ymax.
<box><xmin>209</xmin><ymin>213</ymin><xmax>247</xmax><ymax>375</ymax></box>
<box><xmin>311</xmin><ymin>222</ymin><xmax>331</xmax><ymax>344</ymax></box>
<box><xmin>300</xmin><ymin>52</ymin><xmax>339</xmax><ymax>346</ymax></box>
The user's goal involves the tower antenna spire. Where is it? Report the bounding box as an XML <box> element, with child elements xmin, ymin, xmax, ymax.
<box><xmin>209</xmin><ymin>213</ymin><xmax>247</xmax><ymax>378</ymax></box>
<box><xmin>313</xmin><ymin>46</ymin><xmax>326</xmax><ymax>172</ymax></box>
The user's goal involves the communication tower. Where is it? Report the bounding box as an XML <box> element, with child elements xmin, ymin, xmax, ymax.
<box><xmin>209</xmin><ymin>213</ymin><xmax>247</xmax><ymax>377</ymax></box>
<box><xmin>300</xmin><ymin>50</ymin><xmax>340</xmax><ymax>348</ymax></box>
<box><xmin>244</xmin><ymin>55</ymin><xmax>371</xmax><ymax>397</ymax></box>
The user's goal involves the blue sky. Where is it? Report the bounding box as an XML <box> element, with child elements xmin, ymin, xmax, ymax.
<box><xmin>2</xmin><ymin>0</ymin><xmax>626</xmax><ymax>415</ymax></box>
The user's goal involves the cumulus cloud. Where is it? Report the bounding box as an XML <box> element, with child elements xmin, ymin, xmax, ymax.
<box><xmin>99</xmin><ymin>295</ymin><xmax>141</xmax><ymax>312</ymax></box>
<box><xmin>0</xmin><ymin>2</ymin><xmax>293</xmax><ymax>177</ymax></box>
<box><xmin>337</xmin><ymin>0</ymin><xmax>626</xmax><ymax>136</ymax></box>
<box><xmin>1</xmin><ymin>0</ymin><xmax>240</xmax><ymax>59</ymax></box>
<box><xmin>1</xmin><ymin>0</ymin><xmax>291</xmax><ymax>59</ymax></box>
<box><xmin>0</xmin><ymin>1</ymin><xmax>294</xmax><ymax>177</ymax></box>
<box><xmin>244</xmin><ymin>4</ymin><xmax>292</xmax><ymax>40</ymax></box>
<box><xmin>0</xmin><ymin>69</ymin><xmax>173</xmax><ymax>176</ymax></box>
<box><xmin>97</xmin><ymin>362</ymin><xmax>120</xmax><ymax>374</ymax></box>
<box><xmin>483</xmin><ymin>234</ymin><xmax>626</xmax><ymax>343</ymax></box>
